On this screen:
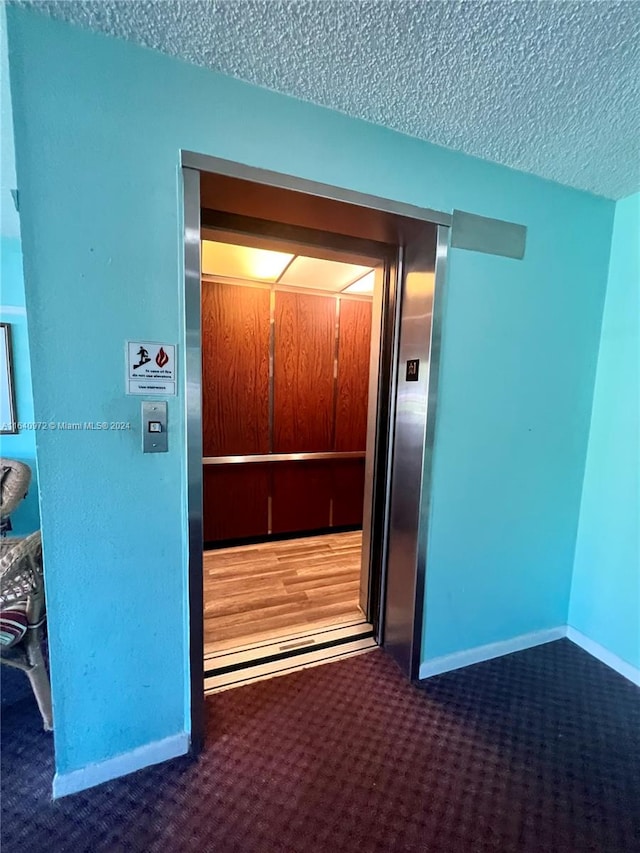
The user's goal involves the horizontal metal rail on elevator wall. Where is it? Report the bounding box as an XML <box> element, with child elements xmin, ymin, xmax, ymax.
<box><xmin>202</xmin><ymin>451</ymin><xmax>366</xmax><ymax>465</ymax></box>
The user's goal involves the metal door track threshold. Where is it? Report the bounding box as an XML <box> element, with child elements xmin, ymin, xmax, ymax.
<box><xmin>204</xmin><ymin>622</ymin><xmax>376</xmax><ymax>693</ymax></box>
<box><xmin>204</xmin><ymin>617</ymin><xmax>371</xmax><ymax>665</ymax></box>
<box><xmin>205</xmin><ymin>637</ymin><xmax>376</xmax><ymax>693</ymax></box>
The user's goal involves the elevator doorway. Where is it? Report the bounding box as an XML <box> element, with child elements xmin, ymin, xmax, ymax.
<box><xmin>182</xmin><ymin>155</ymin><xmax>449</xmax><ymax>743</ymax></box>
<box><xmin>200</xmin><ymin>226</ymin><xmax>389</xmax><ymax>691</ymax></box>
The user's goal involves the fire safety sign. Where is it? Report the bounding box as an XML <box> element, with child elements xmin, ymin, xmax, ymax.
<box><xmin>126</xmin><ymin>341</ymin><xmax>176</xmax><ymax>396</ymax></box>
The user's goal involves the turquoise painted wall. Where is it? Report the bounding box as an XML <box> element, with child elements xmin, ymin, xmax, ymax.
<box><xmin>1</xmin><ymin>5</ymin><xmax>20</xmax><ymax>242</ymax></box>
<box><xmin>569</xmin><ymin>192</ymin><xmax>640</xmax><ymax>669</ymax></box>
<box><xmin>6</xmin><ymin>8</ymin><xmax>613</xmax><ymax>779</ymax></box>
<box><xmin>0</xmin><ymin>9</ymin><xmax>39</xmax><ymax>536</ymax></box>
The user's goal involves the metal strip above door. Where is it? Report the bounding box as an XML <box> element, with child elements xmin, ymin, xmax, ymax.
<box><xmin>451</xmin><ymin>210</ymin><xmax>527</xmax><ymax>259</ymax></box>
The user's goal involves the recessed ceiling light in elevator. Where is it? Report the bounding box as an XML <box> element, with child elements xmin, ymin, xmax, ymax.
<box><xmin>201</xmin><ymin>240</ymin><xmax>375</xmax><ymax>294</ymax></box>
<box><xmin>342</xmin><ymin>270</ymin><xmax>376</xmax><ymax>295</ymax></box>
<box><xmin>278</xmin><ymin>255</ymin><xmax>372</xmax><ymax>292</ymax></box>
<box><xmin>201</xmin><ymin>240</ymin><xmax>294</xmax><ymax>282</ymax></box>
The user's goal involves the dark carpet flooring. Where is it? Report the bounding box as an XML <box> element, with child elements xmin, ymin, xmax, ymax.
<box><xmin>1</xmin><ymin>639</ymin><xmax>639</xmax><ymax>852</ymax></box>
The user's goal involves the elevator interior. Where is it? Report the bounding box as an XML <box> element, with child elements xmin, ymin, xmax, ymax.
<box><xmin>201</xmin><ymin>227</ymin><xmax>384</xmax><ymax>684</ymax></box>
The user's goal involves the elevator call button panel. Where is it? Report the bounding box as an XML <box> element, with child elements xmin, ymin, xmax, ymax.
<box><xmin>142</xmin><ymin>401</ymin><xmax>168</xmax><ymax>453</ymax></box>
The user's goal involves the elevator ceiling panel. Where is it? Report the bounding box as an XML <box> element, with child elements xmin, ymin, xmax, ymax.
<box><xmin>202</xmin><ymin>238</ymin><xmax>376</xmax><ymax>294</ymax></box>
<box><xmin>201</xmin><ymin>240</ymin><xmax>293</xmax><ymax>282</ymax></box>
<box><xmin>279</xmin><ymin>256</ymin><xmax>372</xmax><ymax>293</ymax></box>
<box><xmin>342</xmin><ymin>271</ymin><xmax>375</xmax><ymax>295</ymax></box>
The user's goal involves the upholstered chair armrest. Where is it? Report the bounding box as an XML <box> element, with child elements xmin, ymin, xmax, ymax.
<box><xmin>0</xmin><ymin>532</ymin><xmax>44</xmax><ymax>618</ymax></box>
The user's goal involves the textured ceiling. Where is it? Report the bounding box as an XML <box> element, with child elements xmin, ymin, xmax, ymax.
<box><xmin>21</xmin><ymin>0</ymin><xmax>640</xmax><ymax>199</ymax></box>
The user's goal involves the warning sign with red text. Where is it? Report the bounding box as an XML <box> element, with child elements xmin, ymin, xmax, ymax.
<box><xmin>126</xmin><ymin>341</ymin><xmax>176</xmax><ymax>396</ymax></box>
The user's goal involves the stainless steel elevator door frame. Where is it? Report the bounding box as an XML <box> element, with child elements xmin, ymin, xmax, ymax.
<box><xmin>182</xmin><ymin>151</ymin><xmax>451</xmax><ymax>750</ymax></box>
<box><xmin>182</xmin><ymin>166</ymin><xmax>205</xmax><ymax>753</ymax></box>
<box><xmin>382</xmin><ymin>225</ymin><xmax>448</xmax><ymax>680</ymax></box>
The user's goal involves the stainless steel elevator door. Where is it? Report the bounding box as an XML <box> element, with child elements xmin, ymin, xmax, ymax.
<box><xmin>382</xmin><ymin>224</ymin><xmax>445</xmax><ymax>679</ymax></box>
<box><xmin>359</xmin><ymin>265</ymin><xmax>386</xmax><ymax>618</ymax></box>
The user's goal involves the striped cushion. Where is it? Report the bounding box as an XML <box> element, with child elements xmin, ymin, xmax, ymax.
<box><xmin>0</xmin><ymin>609</ymin><xmax>28</xmax><ymax>648</ymax></box>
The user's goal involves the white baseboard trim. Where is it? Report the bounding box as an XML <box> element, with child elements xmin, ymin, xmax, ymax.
<box><xmin>53</xmin><ymin>731</ymin><xmax>189</xmax><ymax>799</ymax></box>
<box><xmin>419</xmin><ymin>626</ymin><xmax>567</xmax><ymax>680</ymax></box>
<box><xmin>567</xmin><ymin>627</ymin><xmax>640</xmax><ymax>686</ymax></box>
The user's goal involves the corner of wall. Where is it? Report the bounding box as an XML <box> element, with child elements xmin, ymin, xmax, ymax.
<box><xmin>568</xmin><ymin>191</ymin><xmax>640</xmax><ymax>668</ymax></box>
<box><xmin>566</xmin><ymin>210</ymin><xmax>617</xmax><ymax>623</ymax></box>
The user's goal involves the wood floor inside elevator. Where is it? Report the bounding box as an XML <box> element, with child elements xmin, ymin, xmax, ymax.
<box><xmin>204</xmin><ymin>530</ymin><xmax>364</xmax><ymax>654</ymax></box>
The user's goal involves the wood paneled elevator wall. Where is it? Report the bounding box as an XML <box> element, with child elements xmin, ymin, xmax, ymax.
<box><xmin>202</xmin><ymin>280</ymin><xmax>372</xmax><ymax>544</ymax></box>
